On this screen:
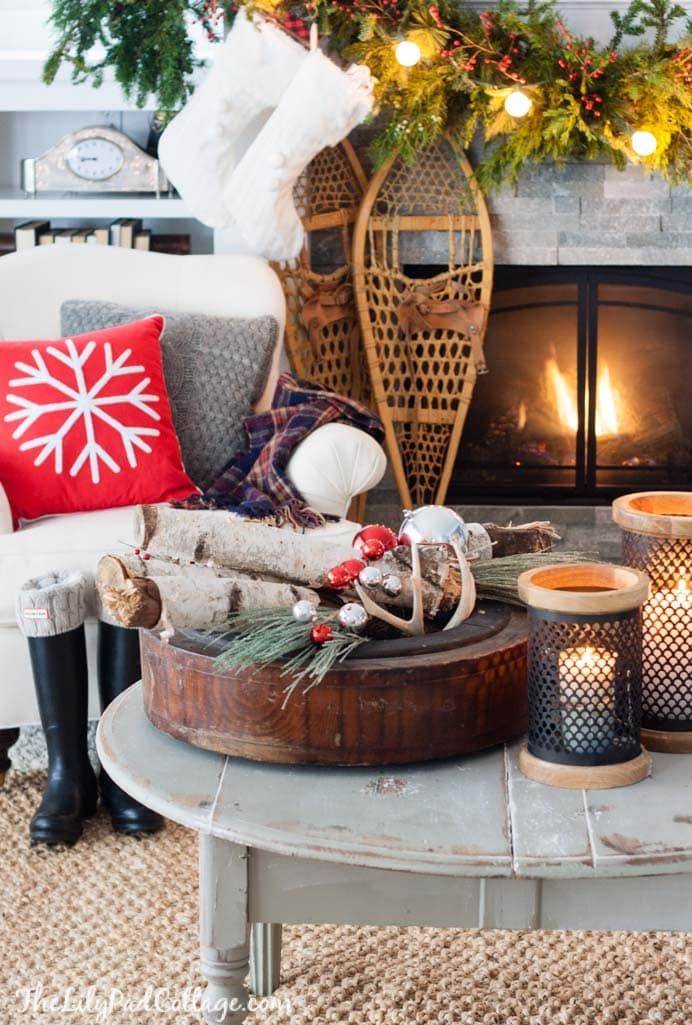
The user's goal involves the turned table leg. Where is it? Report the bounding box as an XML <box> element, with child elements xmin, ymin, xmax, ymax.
<box><xmin>250</xmin><ymin>923</ymin><xmax>282</xmax><ymax>997</ymax></box>
<box><xmin>199</xmin><ymin>834</ymin><xmax>250</xmax><ymax>1025</ymax></box>
<box><xmin>0</xmin><ymin>728</ymin><xmax>20</xmax><ymax>784</ymax></box>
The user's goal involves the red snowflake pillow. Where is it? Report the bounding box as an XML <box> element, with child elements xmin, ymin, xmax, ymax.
<box><xmin>0</xmin><ymin>316</ymin><xmax>198</xmax><ymax>522</ymax></box>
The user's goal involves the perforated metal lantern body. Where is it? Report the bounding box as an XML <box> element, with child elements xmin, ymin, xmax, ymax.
<box><xmin>526</xmin><ymin>607</ymin><xmax>642</xmax><ymax>766</ymax></box>
<box><xmin>613</xmin><ymin>493</ymin><xmax>692</xmax><ymax>746</ymax></box>
<box><xmin>518</xmin><ymin>564</ymin><xmax>650</xmax><ymax>771</ymax></box>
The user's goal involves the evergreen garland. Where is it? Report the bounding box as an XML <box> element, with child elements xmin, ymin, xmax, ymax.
<box><xmin>44</xmin><ymin>0</ymin><xmax>691</xmax><ymax>186</ymax></box>
<box><xmin>44</xmin><ymin>0</ymin><xmax>234</xmax><ymax>108</ymax></box>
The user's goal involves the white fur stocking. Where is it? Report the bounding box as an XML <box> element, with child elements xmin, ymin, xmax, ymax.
<box><xmin>158</xmin><ymin>11</ymin><xmax>308</xmax><ymax>227</ymax></box>
<box><xmin>224</xmin><ymin>52</ymin><xmax>374</xmax><ymax>261</ymax></box>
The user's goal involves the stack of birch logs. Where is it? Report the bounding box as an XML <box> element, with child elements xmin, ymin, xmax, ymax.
<box><xmin>97</xmin><ymin>505</ymin><xmax>559</xmax><ymax>638</ymax></box>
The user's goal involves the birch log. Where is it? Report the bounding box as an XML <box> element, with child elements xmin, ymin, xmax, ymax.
<box><xmin>135</xmin><ymin>506</ymin><xmax>353</xmax><ymax>586</ymax></box>
<box><xmin>97</xmin><ymin>555</ymin><xmax>320</xmax><ymax>633</ymax></box>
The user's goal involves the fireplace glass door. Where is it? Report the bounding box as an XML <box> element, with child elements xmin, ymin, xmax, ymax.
<box><xmin>452</xmin><ymin>268</ymin><xmax>692</xmax><ymax>501</ymax></box>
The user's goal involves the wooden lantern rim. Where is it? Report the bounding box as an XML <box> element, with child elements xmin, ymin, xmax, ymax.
<box><xmin>517</xmin><ymin>562</ymin><xmax>650</xmax><ymax>615</ymax></box>
<box><xmin>612</xmin><ymin>491</ymin><xmax>692</xmax><ymax>538</ymax></box>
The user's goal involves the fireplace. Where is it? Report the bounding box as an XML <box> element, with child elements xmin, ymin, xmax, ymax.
<box><xmin>450</xmin><ymin>266</ymin><xmax>692</xmax><ymax>503</ymax></box>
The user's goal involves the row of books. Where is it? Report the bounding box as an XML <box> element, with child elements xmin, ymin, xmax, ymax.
<box><xmin>1</xmin><ymin>221</ymin><xmax>191</xmax><ymax>257</ymax></box>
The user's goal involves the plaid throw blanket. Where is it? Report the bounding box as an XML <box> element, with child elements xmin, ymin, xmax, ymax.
<box><xmin>181</xmin><ymin>373</ymin><xmax>384</xmax><ymax>528</ymax></box>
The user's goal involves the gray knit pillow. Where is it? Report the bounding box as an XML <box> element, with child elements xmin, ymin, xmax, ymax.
<box><xmin>61</xmin><ymin>300</ymin><xmax>279</xmax><ymax>491</ymax></box>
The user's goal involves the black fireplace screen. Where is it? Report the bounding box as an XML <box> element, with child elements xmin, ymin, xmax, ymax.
<box><xmin>451</xmin><ymin>266</ymin><xmax>692</xmax><ymax>501</ymax></box>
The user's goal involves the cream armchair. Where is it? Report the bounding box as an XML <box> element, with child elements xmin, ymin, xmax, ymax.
<box><xmin>0</xmin><ymin>245</ymin><xmax>385</xmax><ymax>769</ymax></box>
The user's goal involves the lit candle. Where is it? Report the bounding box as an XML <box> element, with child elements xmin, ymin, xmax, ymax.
<box><xmin>643</xmin><ymin>578</ymin><xmax>692</xmax><ymax>679</ymax></box>
<box><xmin>614</xmin><ymin>492</ymin><xmax>692</xmax><ymax>750</ymax></box>
<box><xmin>559</xmin><ymin>645</ymin><xmax>617</xmax><ymax>754</ymax></box>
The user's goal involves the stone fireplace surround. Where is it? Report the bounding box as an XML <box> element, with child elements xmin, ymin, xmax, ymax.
<box><xmin>359</xmin><ymin>156</ymin><xmax>691</xmax><ymax>552</ymax></box>
<box><xmin>479</xmin><ymin>162</ymin><xmax>691</xmax><ymax>268</ymax></box>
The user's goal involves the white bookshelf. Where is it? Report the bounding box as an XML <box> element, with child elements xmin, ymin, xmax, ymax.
<box><xmin>0</xmin><ymin>0</ymin><xmax>217</xmax><ymax>252</ymax></box>
<box><xmin>0</xmin><ymin>188</ymin><xmax>191</xmax><ymax>220</ymax></box>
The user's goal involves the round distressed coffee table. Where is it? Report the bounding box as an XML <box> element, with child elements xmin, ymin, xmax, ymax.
<box><xmin>98</xmin><ymin>683</ymin><xmax>692</xmax><ymax>1025</ymax></box>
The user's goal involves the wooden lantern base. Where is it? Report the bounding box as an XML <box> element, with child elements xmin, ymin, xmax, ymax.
<box><xmin>518</xmin><ymin>746</ymin><xmax>652</xmax><ymax>790</ymax></box>
<box><xmin>641</xmin><ymin>728</ymin><xmax>692</xmax><ymax>754</ymax></box>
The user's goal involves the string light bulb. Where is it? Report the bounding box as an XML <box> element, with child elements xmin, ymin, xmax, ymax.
<box><xmin>504</xmin><ymin>88</ymin><xmax>533</xmax><ymax>118</ymax></box>
<box><xmin>395</xmin><ymin>39</ymin><xmax>422</xmax><ymax>68</ymax></box>
<box><xmin>631</xmin><ymin>130</ymin><xmax>657</xmax><ymax>157</ymax></box>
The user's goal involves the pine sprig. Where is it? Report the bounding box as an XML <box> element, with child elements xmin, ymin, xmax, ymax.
<box><xmin>471</xmin><ymin>549</ymin><xmax>598</xmax><ymax>606</ymax></box>
<box><xmin>212</xmin><ymin>607</ymin><xmax>366</xmax><ymax>703</ymax></box>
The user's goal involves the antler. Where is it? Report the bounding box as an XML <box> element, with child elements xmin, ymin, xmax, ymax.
<box><xmin>355</xmin><ymin>541</ymin><xmax>475</xmax><ymax>636</ymax></box>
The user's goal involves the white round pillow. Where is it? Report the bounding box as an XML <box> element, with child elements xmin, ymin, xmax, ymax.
<box><xmin>286</xmin><ymin>423</ymin><xmax>387</xmax><ymax>519</ymax></box>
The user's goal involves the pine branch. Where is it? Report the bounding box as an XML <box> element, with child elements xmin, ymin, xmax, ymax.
<box><xmin>212</xmin><ymin>608</ymin><xmax>367</xmax><ymax>704</ymax></box>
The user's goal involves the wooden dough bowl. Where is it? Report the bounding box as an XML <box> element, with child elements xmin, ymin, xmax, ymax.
<box><xmin>141</xmin><ymin>602</ymin><xmax>528</xmax><ymax>767</ymax></box>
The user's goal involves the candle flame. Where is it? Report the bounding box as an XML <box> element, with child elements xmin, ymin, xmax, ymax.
<box><xmin>575</xmin><ymin>646</ymin><xmax>597</xmax><ymax>669</ymax></box>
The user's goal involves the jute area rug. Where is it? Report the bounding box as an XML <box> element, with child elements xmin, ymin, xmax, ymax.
<box><xmin>2</xmin><ymin>770</ymin><xmax>691</xmax><ymax>1025</ymax></box>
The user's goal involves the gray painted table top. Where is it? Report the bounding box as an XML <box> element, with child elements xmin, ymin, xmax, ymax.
<box><xmin>97</xmin><ymin>683</ymin><xmax>692</xmax><ymax>881</ymax></box>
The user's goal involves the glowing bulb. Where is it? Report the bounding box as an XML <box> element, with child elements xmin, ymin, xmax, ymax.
<box><xmin>395</xmin><ymin>39</ymin><xmax>422</xmax><ymax>68</ymax></box>
<box><xmin>631</xmin><ymin>130</ymin><xmax>657</xmax><ymax>157</ymax></box>
<box><xmin>504</xmin><ymin>89</ymin><xmax>533</xmax><ymax>118</ymax></box>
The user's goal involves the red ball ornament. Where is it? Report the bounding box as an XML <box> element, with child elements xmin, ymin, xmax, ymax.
<box><xmin>326</xmin><ymin>558</ymin><xmax>366</xmax><ymax>588</ymax></box>
<box><xmin>360</xmin><ymin>538</ymin><xmax>386</xmax><ymax>561</ymax></box>
<box><xmin>310</xmin><ymin>623</ymin><xmax>333</xmax><ymax>645</ymax></box>
<box><xmin>353</xmin><ymin>524</ymin><xmax>399</xmax><ymax>555</ymax></box>
<box><xmin>327</xmin><ymin>565</ymin><xmax>349</xmax><ymax>589</ymax></box>
<box><xmin>341</xmin><ymin>558</ymin><xmax>367</xmax><ymax>581</ymax></box>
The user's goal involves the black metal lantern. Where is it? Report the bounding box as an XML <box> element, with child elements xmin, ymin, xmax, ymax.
<box><xmin>613</xmin><ymin>492</ymin><xmax>692</xmax><ymax>754</ymax></box>
<box><xmin>517</xmin><ymin>562</ymin><xmax>651</xmax><ymax>789</ymax></box>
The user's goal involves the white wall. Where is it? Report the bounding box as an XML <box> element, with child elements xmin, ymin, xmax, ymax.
<box><xmin>471</xmin><ymin>1</ymin><xmax>692</xmax><ymax>42</ymax></box>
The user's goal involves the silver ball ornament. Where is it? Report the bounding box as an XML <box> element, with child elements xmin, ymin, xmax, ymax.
<box><xmin>399</xmin><ymin>506</ymin><xmax>468</xmax><ymax>549</ymax></box>
<box><xmin>358</xmin><ymin>565</ymin><xmax>383</xmax><ymax>589</ymax></box>
<box><xmin>338</xmin><ymin>602</ymin><xmax>369</xmax><ymax>632</ymax></box>
<box><xmin>292</xmin><ymin>599</ymin><xmax>317</xmax><ymax>624</ymax></box>
<box><xmin>382</xmin><ymin>573</ymin><xmax>402</xmax><ymax>597</ymax></box>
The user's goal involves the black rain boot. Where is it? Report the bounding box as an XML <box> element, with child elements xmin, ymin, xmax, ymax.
<box><xmin>28</xmin><ymin>626</ymin><xmax>98</xmax><ymax>846</ymax></box>
<box><xmin>97</xmin><ymin>621</ymin><xmax>163</xmax><ymax>836</ymax></box>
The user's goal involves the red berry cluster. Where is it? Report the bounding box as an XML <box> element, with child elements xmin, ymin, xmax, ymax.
<box><xmin>199</xmin><ymin>0</ymin><xmax>226</xmax><ymax>42</ymax></box>
<box><xmin>581</xmin><ymin>93</ymin><xmax>603</xmax><ymax>114</ymax></box>
<box><xmin>439</xmin><ymin>39</ymin><xmax>465</xmax><ymax>62</ymax></box>
<box><xmin>440</xmin><ymin>12</ymin><xmax>526</xmax><ymax>84</ymax></box>
<box><xmin>429</xmin><ymin>4</ymin><xmax>443</xmax><ymax>28</ymax></box>
<box><xmin>329</xmin><ymin>0</ymin><xmax>403</xmax><ymax>21</ymax></box>
<box><xmin>673</xmin><ymin>47</ymin><xmax>692</xmax><ymax>87</ymax></box>
<box><xmin>479</xmin><ymin>9</ymin><xmax>493</xmax><ymax>36</ymax></box>
<box><xmin>556</xmin><ymin>31</ymin><xmax>614</xmax><ymax>118</ymax></box>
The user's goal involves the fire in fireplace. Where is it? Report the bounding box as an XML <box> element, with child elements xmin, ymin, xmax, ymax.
<box><xmin>451</xmin><ymin>266</ymin><xmax>692</xmax><ymax>502</ymax></box>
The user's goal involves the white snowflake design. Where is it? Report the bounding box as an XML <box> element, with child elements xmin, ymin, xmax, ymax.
<box><xmin>4</xmin><ymin>338</ymin><xmax>161</xmax><ymax>484</ymax></box>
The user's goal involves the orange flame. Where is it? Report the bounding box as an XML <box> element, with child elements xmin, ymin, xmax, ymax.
<box><xmin>547</xmin><ymin>359</ymin><xmax>620</xmax><ymax>437</ymax></box>
<box><xmin>595</xmin><ymin>364</ymin><xmax>619</xmax><ymax>436</ymax></box>
<box><xmin>546</xmin><ymin>358</ymin><xmax>578</xmax><ymax>433</ymax></box>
